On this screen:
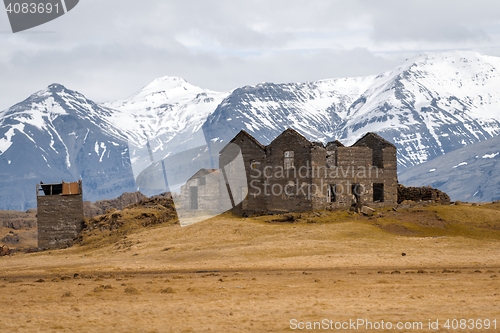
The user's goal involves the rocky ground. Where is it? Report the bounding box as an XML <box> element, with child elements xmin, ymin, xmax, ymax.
<box><xmin>0</xmin><ymin>210</ymin><xmax>37</xmax><ymax>250</ymax></box>
<box><xmin>83</xmin><ymin>191</ymin><xmax>149</xmax><ymax>217</ymax></box>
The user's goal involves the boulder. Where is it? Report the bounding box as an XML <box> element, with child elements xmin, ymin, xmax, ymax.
<box><xmin>0</xmin><ymin>245</ymin><xmax>11</xmax><ymax>256</ymax></box>
<box><xmin>361</xmin><ymin>206</ymin><xmax>375</xmax><ymax>216</ymax></box>
<box><xmin>1</xmin><ymin>232</ymin><xmax>19</xmax><ymax>244</ymax></box>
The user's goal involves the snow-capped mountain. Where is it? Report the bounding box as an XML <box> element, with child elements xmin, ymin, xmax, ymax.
<box><xmin>202</xmin><ymin>77</ymin><xmax>375</xmax><ymax>145</ymax></box>
<box><xmin>0</xmin><ymin>84</ymin><xmax>136</xmax><ymax>210</ymax></box>
<box><xmin>2</xmin><ymin>50</ymin><xmax>500</xmax><ymax>210</ymax></box>
<box><xmin>103</xmin><ymin>76</ymin><xmax>228</xmax><ymax>154</ymax></box>
<box><xmin>341</xmin><ymin>51</ymin><xmax>500</xmax><ymax>167</ymax></box>
<box><xmin>102</xmin><ymin>76</ymin><xmax>229</xmax><ymax>192</ymax></box>
<box><xmin>399</xmin><ymin>134</ymin><xmax>500</xmax><ymax>202</ymax></box>
<box><xmin>0</xmin><ymin>78</ymin><xmax>229</xmax><ymax>210</ymax></box>
<box><xmin>203</xmin><ymin>51</ymin><xmax>500</xmax><ymax>169</ymax></box>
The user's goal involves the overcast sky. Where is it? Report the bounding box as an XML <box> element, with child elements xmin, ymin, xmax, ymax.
<box><xmin>1</xmin><ymin>0</ymin><xmax>500</xmax><ymax>110</ymax></box>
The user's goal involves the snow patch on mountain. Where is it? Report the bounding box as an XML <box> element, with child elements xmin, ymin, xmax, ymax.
<box><xmin>0</xmin><ymin>124</ymin><xmax>23</xmax><ymax>154</ymax></box>
<box><xmin>482</xmin><ymin>152</ymin><xmax>499</xmax><ymax>159</ymax></box>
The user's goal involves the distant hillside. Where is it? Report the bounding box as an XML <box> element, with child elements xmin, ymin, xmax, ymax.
<box><xmin>84</xmin><ymin>191</ymin><xmax>148</xmax><ymax>217</ymax></box>
<box><xmin>399</xmin><ymin>135</ymin><xmax>500</xmax><ymax>202</ymax></box>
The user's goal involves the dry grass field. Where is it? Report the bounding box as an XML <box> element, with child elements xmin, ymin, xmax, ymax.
<box><xmin>1</xmin><ymin>202</ymin><xmax>500</xmax><ymax>332</ymax></box>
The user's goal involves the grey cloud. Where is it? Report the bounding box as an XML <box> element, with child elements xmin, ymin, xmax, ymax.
<box><xmin>367</xmin><ymin>0</ymin><xmax>500</xmax><ymax>42</ymax></box>
<box><xmin>1</xmin><ymin>0</ymin><xmax>500</xmax><ymax>111</ymax></box>
<box><xmin>0</xmin><ymin>41</ymin><xmax>398</xmax><ymax>109</ymax></box>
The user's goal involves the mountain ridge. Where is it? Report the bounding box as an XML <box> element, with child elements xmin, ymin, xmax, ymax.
<box><xmin>0</xmin><ymin>84</ymin><xmax>136</xmax><ymax>210</ymax></box>
<box><xmin>399</xmin><ymin>134</ymin><xmax>500</xmax><ymax>202</ymax></box>
<box><xmin>2</xmin><ymin>50</ymin><xmax>500</xmax><ymax>209</ymax></box>
<box><xmin>203</xmin><ymin>51</ymin><xmax>500</xmax><ymax>169</ymax></box>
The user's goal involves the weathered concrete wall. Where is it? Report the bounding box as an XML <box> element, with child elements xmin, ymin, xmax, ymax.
<box><xmin>185</xmin><ymin>129</ymin><xmax>401</xmax><ymax>216</ymax></box>
<box><xmin>353</xmin><ymin>132</ymin><xmax>394</xmax><ymax>168</ymax></box>
<box><xmin>310</xmin><ymin>144</ymin><xmax>398</xmax><ymax>211</ymax></box>
<box><xmin>197</xmin><ymin>173</ymin><xmax>221</xmax><ymax>211</ymax></box>
<box><xmin>227</xmin><ymin>131</ymin><xmax>267</xmax><ymax>215</ymax></box>
<box><xmin>380</xmin><ymin>146</ymin><xmax>398</xmax><ymax>205</ymax></box>
<box><xmin>179</xmin><ymin>169</ymin><xmax>222</xmax><ymax>212</ymax></box>
<box><xmin>37</xmin><ymin>194</ymin><xmax>84</xmax><ymax>249</ymax></box>
<box><xmin>233</xmin><ymin>130</ymin><xmax>399</xmax><ymax>214</ymax></box>
<box><xmin>264</xmin><ymin>129</ymin><xmax>313</xmax><ymax>213</ymax></box>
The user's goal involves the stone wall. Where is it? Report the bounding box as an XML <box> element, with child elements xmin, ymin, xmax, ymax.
<box><xmin>227</xmin><ymin>131</ymin><xmax>267</xmax><ymax>215</ymax></box>
<box><xmin>37</xmin><ymin>194</ymin><xmax>84</xmax><ymax>249</ymax></box>
<box><xmin>220</xmin><ymin>129</ymin><xmax>399</xmax><ymax>216</ymax></box>
<box><xmin>353</xmin><ymin>132</ymin><xmax>393</xmax><ymax>168</ymax></box>
<box><xmin>312</xmin><ymin>146</ymin><xmax>373</xmax><ymax>210</ymax></box>
<box><xmin>397</xmin><ymin>184</ymin><xmax>450</xmax><ymax>205</ymax></box>
<box><xmin>179</xmin><ymin>169</ymin><xmax>219</xmax><ymax>211</ymax></box>
<box><xmin>263</xmin><ymin>130</ymin><xmax>313</xmax><ymax>213</ymax></box>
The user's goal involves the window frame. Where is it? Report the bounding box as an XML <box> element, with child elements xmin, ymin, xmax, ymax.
<box><xmin>284</xmin><ymin>150</ymin><xmax>295</xmax><ymax>170</ymax></box>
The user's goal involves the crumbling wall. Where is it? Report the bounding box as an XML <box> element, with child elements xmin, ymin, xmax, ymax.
<box><xmin>37</xmin><ymin>194</ymin><xmax>84</xmax><ymax>249</ymax></box>
<box><xmin>264</xmin><ymin>130</ymin><xmax>313</xmax><ymax>213</ymax></box>
<box><xmin>397</xmin><ymin>184</ymin><xmax>450</xmax><ymax>205</ymax></box>
<box><xmin>224</xmin><ymin>129</ymin><xmax>400</xmax><ymax>216</ymax></box>
<box><xmin>227</xmin><ymin>131</ymin><xmax>267</xmax><ymax>215</ymax></box>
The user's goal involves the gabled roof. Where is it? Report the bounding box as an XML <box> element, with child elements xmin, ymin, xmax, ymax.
<box><xmin>221</xmin><ymin>130</ymin><xmax>266</xmax><ymax>154</ymax></box>
<box><xmin>268</xmin><ymin>128</ymin><xmax>311</xmax><ymax>147</ymax></box>
<box><xmin>352</xmin><ymin>132</ymin><xmax>395</xmax><ymax>148</ymax></box>
<box><xmin>326</xmin><ymin>140</ymin><xmax>345</xmax><ymax>148</ymax></box>
<box><xmin>186</xmin><ymin>168</ymin><xmax>219</xmax><ymax>182</ymax></box>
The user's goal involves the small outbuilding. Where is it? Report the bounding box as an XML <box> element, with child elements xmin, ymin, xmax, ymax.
<box><xmin>37</xmin><ymin>180</ymin><xmax>84</xmax><ymax>249</ymax></box>
<box><xmin>179</xmin><ymin>169</ymin><xmax>221</xmax><ymax>211</ymax></box>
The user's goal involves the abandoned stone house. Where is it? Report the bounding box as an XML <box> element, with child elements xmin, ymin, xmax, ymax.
<box><xmin>181</xmin><ymin>128</ymin><xmax>398</xmax><ymax>215</ymax></box>
<box><xmin>37</xmin><ymin>180</ymin><xmax>84</xmax><ymax>249</ymax></box>
<box><xmin>180</xmin><ymin>169</ymin><xmax>221</xmax><ymax>210</ymax></box>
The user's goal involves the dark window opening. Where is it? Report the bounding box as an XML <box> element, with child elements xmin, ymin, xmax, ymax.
<box><xmin>326</xmin><ymin>151</ymin><xmax>337</xmax><ymax>168</ymax></box>
<box><xmin>351</xmin><ymin>183</ymin><xmax>362</xmax><ymax>204</ymax></box>
<box><xmin>373</xmin><ymin>183</ymin><xmax>384</xmax><ymax>202</ymax></box>
<box><xmin>199</xmin><ymin>176</ymin><xmax>206</xmax><ymax>186</ymax></box>
<box><xmin>327</xmin><ymin>184</ymin><xmax>337</xmax><ymax>203</ymax></box>
<box><xmin>372</xmin><ymin>150</ymin><xmax>384</xmax><ymax>168</ymax></box>
<box><xmin>40</xmin><ymin>183</ymin><xmax>62</xmax><ymax>195</ymax></box>
<box><xmin>190</xmin><ymin>186</ymin><xmax>198</xmax><ymax>210</ymax></box>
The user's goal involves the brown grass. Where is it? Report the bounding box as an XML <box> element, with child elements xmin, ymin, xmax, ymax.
<box><xmin>0</xmin><ymin>204</ymin><xmax>500</xmax><ymax>332</ymax></box>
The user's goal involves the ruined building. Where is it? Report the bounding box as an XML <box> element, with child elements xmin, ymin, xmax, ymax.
<box><xmin>181</xmin><ymin>128</ymin><xmax>398</xmax><ymax>215</ymax></box>
<box><xmin>181</xmin><ymin>169</ymin><xmax>221</xmax><ymax>211</ymax></box>
<box><xmin>37</xmin><ymin>181</ymin><xmax>84</xmax><ymax>249</ymax></box>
